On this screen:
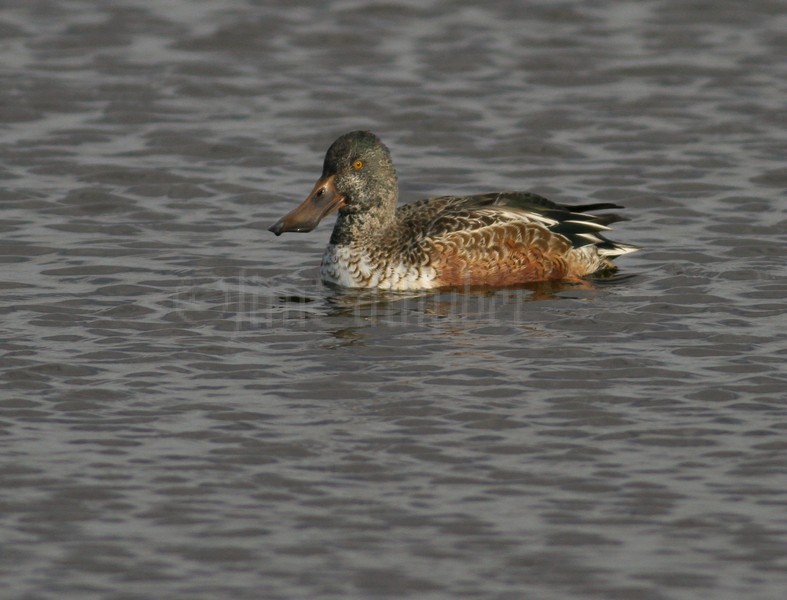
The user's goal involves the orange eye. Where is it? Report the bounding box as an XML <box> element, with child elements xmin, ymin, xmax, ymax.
<box><xmin>352</xmin><ymin>159</ymin><xmax>364</xmax><ymax>170</ymax></box>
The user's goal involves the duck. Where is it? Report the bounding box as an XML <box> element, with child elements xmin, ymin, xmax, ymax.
<box><xmin>269</xmin><ymin>131</ymin><xmax>638</xmax><ymax>290</ymax></box>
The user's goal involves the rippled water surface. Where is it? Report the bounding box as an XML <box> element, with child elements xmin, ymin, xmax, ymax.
<box><xmin>2</xmin><ymin>1</ymin><xmax>786</xmax><ymax>599</ymax></box>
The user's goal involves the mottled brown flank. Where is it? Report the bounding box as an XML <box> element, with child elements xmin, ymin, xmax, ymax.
<box><xmin>428</xmin><ymin>222</ymin><xmax>576</xmax><ymax>287</ymax></box>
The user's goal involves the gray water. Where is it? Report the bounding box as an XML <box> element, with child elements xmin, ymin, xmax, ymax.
<box><xmin>1</xmin><ymin>1</ymin><xmax>786</xmax><ymax>599</ymax></box>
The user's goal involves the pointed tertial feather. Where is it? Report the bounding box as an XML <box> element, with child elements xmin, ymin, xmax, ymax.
<box><xmin>492</xmin><ymin>193</ymin><xmax>640</xmax><ymax>257</ymax></box>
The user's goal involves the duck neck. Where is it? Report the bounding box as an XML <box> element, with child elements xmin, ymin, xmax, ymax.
<box><xmin>329</xmin><ymin>190</ymin><xmax>398</xmax><ymax>247</ymax></box>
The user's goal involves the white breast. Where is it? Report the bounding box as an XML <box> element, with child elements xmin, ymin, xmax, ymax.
<box><xmin>321</xmin><ymin>245</ymin><xmax>438</xmax><ymax>290</ymax></box>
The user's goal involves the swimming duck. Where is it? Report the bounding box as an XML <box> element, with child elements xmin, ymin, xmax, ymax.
<box><xmin>269</xmin><ymin>131</ymin><xmax>637</xmax><ymax>290</ymax></box>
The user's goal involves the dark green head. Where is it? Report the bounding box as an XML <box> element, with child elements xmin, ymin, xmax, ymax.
<box><xmin>322</xmin><ymin>130</ymin><xmax>398</xmax><ymax>214</ymax></box>
<box><xmin>269</xmin><ymin>131</ymin><xmax>398</xmax><ymax>235</ymax></box>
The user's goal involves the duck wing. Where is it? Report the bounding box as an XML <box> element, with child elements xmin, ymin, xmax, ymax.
<box><xmin>398</xmin><ymin>191</ymin><xmax>630</xmax><ymax>252</ymax></box>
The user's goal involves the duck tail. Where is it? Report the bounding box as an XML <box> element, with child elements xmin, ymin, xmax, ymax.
<box><xmin>561</xmin><ymin>203</ymin><xmax>639</xmax><ymax>259</ymax></box>
<box><xmin>597</xmin><ymin>240</ymin><xmax>640</xmax><ymax>258</ymax></box>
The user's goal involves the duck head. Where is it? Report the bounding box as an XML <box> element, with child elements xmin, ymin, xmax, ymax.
<box><xmin>269</xmin><ymin>130</ymin><xmax>397</xmax><ymax>235</ymax></box>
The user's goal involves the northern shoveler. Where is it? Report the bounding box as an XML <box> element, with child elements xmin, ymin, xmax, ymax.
<box><xmin>269</xmin><ymin>131</ymin><xmax>638</xmax><ymax>290</ymax></box>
